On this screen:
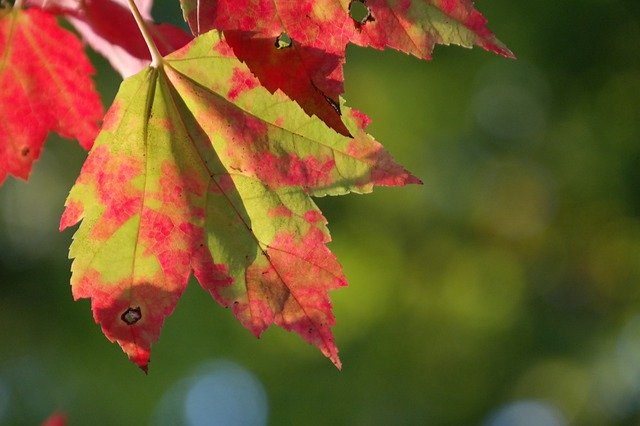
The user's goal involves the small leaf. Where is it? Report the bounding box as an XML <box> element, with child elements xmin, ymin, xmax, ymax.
<box><xmin>61</xmin><ymin>30</ymin><xmax>418</xmax><ymax>371</ymax></box>
<box><xmin>42</xmin><ymin>412</ymin><xmax>67</xmax><ymax>426</ymax></box>
<box><xmin>0</xmin><ymin>7</ymin><xmax>103</xmax><ymax>184</ymax></box>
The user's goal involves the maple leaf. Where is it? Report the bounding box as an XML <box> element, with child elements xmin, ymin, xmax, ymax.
<box><xmin>42</xmin><ymin>412</ymin><xmax>67</xmax><ymax>426</ymax></box>
<box><xmin>179</xmin><ymin>0</ymin><xmax>514</xmax><ymax>134</ymax></box>
<box><xmin>28</xmin><ymin>0</ymin><xmax>192</xmax><ymax>77</ymax></box>
<box><xmin>60</xmin><ymin>30</ymin><xmax>419</xmax><ymax>371</ymax></box>
<box><xmin>0</xmin><ymin>6</ymin><xmax>103</xmax><ymax>184</ymax></box>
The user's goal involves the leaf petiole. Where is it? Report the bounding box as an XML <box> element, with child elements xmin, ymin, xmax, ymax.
<box><xmin>126</xmin><ymin>0</ymin><xmax>163</xmax><ymax>68</ymax></box>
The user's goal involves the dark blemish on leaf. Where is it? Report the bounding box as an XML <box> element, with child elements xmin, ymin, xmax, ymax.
<box><xmin>121</xmin><ymin>307</ymin><xmax>142</xmax><ymax>325</ymax></box>
<box><xmin>275</xmin><ymin>32</ymin><xmax>293</xmax><ymax>49</ymax></box>
<box><xmin>349</xmin><ymin>0</ymin><xmax>374</xmax><ymax>26</ymax></box>
<box><xmin>20</xmin><ymin>146</ymin><xmax>30</xmax><ymax>157</ymax></box>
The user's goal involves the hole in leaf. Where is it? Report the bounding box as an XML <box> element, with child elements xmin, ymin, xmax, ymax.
<box><xmin>121</xmin><ymin>307</ymin><xmax>142</xmax><ymax>325</ymax></box>
<box><xmin>349</xmin><ymin>0</ymin><xmax>373</xmax><ymax>25</ymax></box>
<box><xmin>275</xmin><ymin>32</ymin><xmax>293</xmax><ymax>49</ymax></box>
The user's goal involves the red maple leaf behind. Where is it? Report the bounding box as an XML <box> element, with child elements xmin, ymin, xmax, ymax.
<box><xmin>0</xmin><ymin>7</ymin><xmax>103</xmax><ymax>184</ymax></box>
<box><xmin>29</xmin><ymin>0</ymin><xmax>192</xmax><ymax>77</ymax></box>
<box><xmin>42</xmin><ymin>412</ymin><xmax>67</xmax><ymax>426</ymax></box>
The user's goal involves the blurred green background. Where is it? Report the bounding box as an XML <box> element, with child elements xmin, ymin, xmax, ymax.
<box><xmin>2</xmin><ymin>1</ymin><xmax>640</xmax><ymax>425</ymax></box>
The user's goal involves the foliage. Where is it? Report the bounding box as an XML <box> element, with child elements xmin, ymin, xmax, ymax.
<box><xmin>0</xmin><ymin>0</ymin><xmax>510</xmax><ymax>370</ymax></box>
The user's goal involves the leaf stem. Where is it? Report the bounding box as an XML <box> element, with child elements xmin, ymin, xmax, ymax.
<box><xmin>126</xmin><ymin>0</ymin><xmax>162</xmax><ymax>67</ymax></box>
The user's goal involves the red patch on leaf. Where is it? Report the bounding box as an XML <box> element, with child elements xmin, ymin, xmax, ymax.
<box><xmin>209</xmin><ymin>174</ymin><xmax>236</xmax><ymax>194</ymax></box>
<box><xmin>84</xmin><ymin>147</ymin><xmax>143</xmax><ymax>240</ymax></box>
<box><xmin>193</xmin><ymin>249</ymin><xmax>235</xmax><ymax>303</ymax></box>
<box><xmin>59</xmin><ymin>200</ymin><xmax>84</xmax><ymax>231</ymax></box>
<box><xmin>101</xmin><ymin>101</ymin><xmax>122</xmax><ymax>132</ymax></box>
<box><xmin>304</xmin><ymin>210</ymin><xmax>324</xmax><ymax>223</ymax></box>
<box><xmin>254</xmin><ymin>152</ymin><xmax>336</xmax><ymax>189</ymax></box>
<box><xmin>159</xmin><ymin>162</ymin><xmax>206</xmax><ymax>204</ymax></box>
<box><xmin>227</xmin><ymin>67</ymin><xmax>259</xmax><ymax>101</ymax></box>
<box><xmin>349</xmin><ymin>109</ymin><xmax>372</xmax><ymax>130</ymax></box>
<box><xmin>268</xmin><ymin>205</ymin><xmax>293</xmax><ymax>218</ymax></box>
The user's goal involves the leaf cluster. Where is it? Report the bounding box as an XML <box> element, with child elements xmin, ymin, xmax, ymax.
<box><xmin>0</xmin><ymin>0</ymin><xmax>511</xmax><ymax>370</ymax></box>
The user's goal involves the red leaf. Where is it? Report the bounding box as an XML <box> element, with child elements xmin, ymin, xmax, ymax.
<box><xmin>28</xmin><ymin>0</ymin><xmax>193</xmax><ymax>77</ymax></box>
<box><xmin>0</xmin><ymin>7</ymin><xmax>103</xmax><ymax>184</ymax></box>
<box><xmin>224</xmin><ymin>31</ymin><xmax>350</xmax><ymax>136</ymax></box>
<box><xmin>181</xmin><ymin>0</ymin><xmax>513</xmax><ymax>133</ymax></box>
<box><xmin>42</xmin><ymin>412</ymin><xmax>67</xmax><ymax>426</ymax></box>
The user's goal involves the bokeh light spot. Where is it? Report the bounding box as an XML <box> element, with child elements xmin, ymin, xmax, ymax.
<box><xmin>484</xmin><ymin>400</ymin><xmax>566</xmax><ymax>426</ymax></box>
<box><xmin>437</xmin><ymin>247</ymin><xmax>525</xmax><ymax>331</ymax></box>
<box><xmin>470</xmin><ymin>159</ymin><xmax>556</xmax><ymax>240</ymax></box>
<box><xmin>472</xmin><ymin>61</ymin><xmax>550</xmax><ymax>146</ymax></box>
<box><xmin>184</xmin><ymin>361</ymin><xmax>268</xmax><ymax>426</ymax></box>
<box><xmin>154</xmin><ymin>360</ymin><xmax>268</xmax><ymax>426</ymax></box>
<box><xmin>616</xmin><ymin>315</ymin><xmax>640</xmax><ymax>396</ymax></box>
<box><xmin>472</xmin><ymin>84</ymin><xmax>546</xmax><ymax>142</ymax></box>
<box><xmin>513</xmin><ymin>359</ymin><xmax>591</xmax><ymax>423</ymax></box>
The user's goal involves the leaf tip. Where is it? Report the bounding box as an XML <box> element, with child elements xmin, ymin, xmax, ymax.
<box><xmin>484</xmin><ymin>39</ymin><xmax>516</xmax><ymax>60</ymax></box>
<box><xmin>496</xmin><ymin>45</ymin><xmax>516</xmax><ymax>60</ymax></box>
<box><xmin>128</xmin><ymin>348</ymin><xmax>151</xmax><ymax>373</ymax></box>
<box><xmin>331</xmin><ymin>354</ymin><xmax>343</xmax><ymax>370</ymax></box>
<box><xmin>408</xmin><ymin>175</ymin><xmax>423</xmax><ymax>185</ymax></box>
<box><xmin>59</xmin><ymin>200</ymin><xmax>84</xmax><ymax>231</ymax></box>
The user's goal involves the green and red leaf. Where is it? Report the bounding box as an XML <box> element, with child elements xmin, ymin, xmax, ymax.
<box><xmin>61</xmin><ymin>30</ymin><xmax>418</xmax><ymax>370</ymax></box>
<box><xmin>0</xmin><ymin>7</ymin><xmax>103</xmax><ymax>184</ymax></box>
<box><xmin>179</xmin><ymin>0</ymin><xmax>513</xmax><ymax>132</ymax></box>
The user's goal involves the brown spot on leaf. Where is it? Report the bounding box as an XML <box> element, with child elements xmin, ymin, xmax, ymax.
<box><xmin>121</xmin><ymin>307</ymin><xmax>142</xmax><ymax>325</ymax></box>
<box><xmin>21</xmin><ymin>146</ymin><xmax>30</xmax><ymax>157</ymax></box>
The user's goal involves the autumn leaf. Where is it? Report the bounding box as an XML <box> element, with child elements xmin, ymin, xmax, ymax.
<box><xmin>27</xmin><ymin>0</ymin><xmax>192</xmax><ymax>77</ymax></box>
<box><xmin>0</xmin><ymin>6</ymin><xmax>103</xmax><ymax>184</ymax></box>
<box><xmin>60</xmin><ymin>30</ymin><xmax>419</xmax><ymax>371</ymax></box>
<box><xmin>41</xmin><ymin>412</ymin><xmax>67</xmax><ymax>426</ymax></box>
<box><xmin>179</xmin><ymin>0</ymin><xmax>514</xmax><ymax>133</ymax></box>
